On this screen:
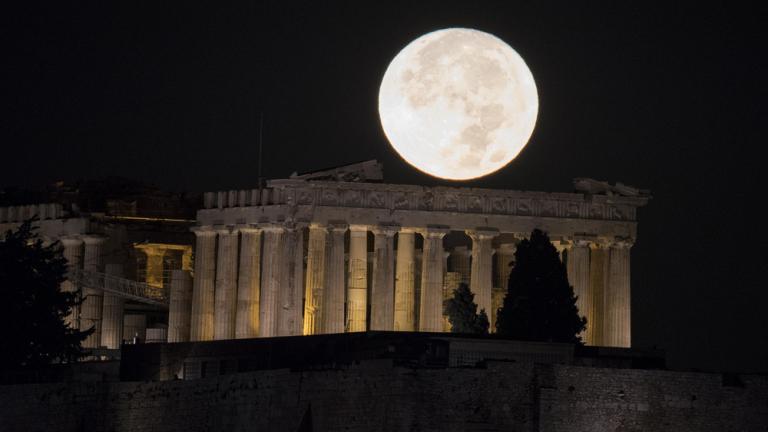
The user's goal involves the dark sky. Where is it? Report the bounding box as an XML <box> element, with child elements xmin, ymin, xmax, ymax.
<box><xmin>3</xmin><ymin>2</ymin><xmax>766</xmax><ymax>373</ymax></box>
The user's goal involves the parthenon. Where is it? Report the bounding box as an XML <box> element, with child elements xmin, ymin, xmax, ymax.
<box><xmin>186</xmin><ymin>161</ymin><xmax>650</xmax><ymax>347</ymax></box>
<box><xmin>0</xmin><ymin>163</ymin><xmax>650</xmax><ymax>349</ymax></box>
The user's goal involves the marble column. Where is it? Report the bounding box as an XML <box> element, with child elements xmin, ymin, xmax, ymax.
<box><xmin>492</xmin><ymin>243</ymin><xmax>516</xmax><ymax>332</ymax></box>
<box><xmin>278</xmin><ymin>225</ymin><xmax>304</xmax><ymax>336</ymax></box>
<box><xmin>236</xmin><ymin>227</ymin><xmax>262</xmax><ymax>339</ymax></box>
<box><xmin>190</xmin><ymin>228</ymin><xmax>216</xmax><ymax>342</ymax></box>
<box><xmin>553</xmin><ymin>241</ymin><xmax>568</xmax><ymax>262</ymax></box>
<box><xmin>448</xmin><ymin>246</ymin><xmax>471</xmax><ymax>285</ymax></box>
<box><xmin>101</xmin><ymin>263</ymin><xmax>125</xmax><ymax>349</ymax></box>
<box><xmin>214</xmin><ymin>227</ymin><xmax>239</xmax><ymax>340</ymax></box>
<box><xmin>60</xmin><ymin>237</ymin><xmax>83</xmax><ymax>330</ymax></box>
<box><xmin>259</xmin><ymin>225</ymin><xmax>284</xmax><ymax>337</ymax></box>
<box><xmin>168</xmin><ymin>269</ymin><xmax>192</xmax><ymax>343</ymax></box>
<box><xmin>419</xmin><ymin>226</ymin><xmax>448</xmax><ymax>332</ymax></box>
<box><xmin>567</xmin><ymin>239</ymin><xmax>593</xmax><ymax>344</ymax></box>
<box><xmin>346</xmin><ymin>225</ymin><xmax>368</xmax><ymax>332</ymax></box>
<box><xmin>371</xmin><ymin>225</ymin><xmax>397</xmax><ymax>331</ymax></box>
<box><xmin>81</xmin><ymin>235</ymin><xmax>107</xmax><ymax>348</ymax></box>
<box><xmin>467</xmin><ymin>228</ymin><xmax>498</xmax><ymax>318</ymax></box>
<box><xmin>588</xmin><ymin>242</ymin><xmax>610</xmax><ymax>346</ymax></box>
<box><xmin>604</xmin><ymin>239</ymin><xmax>633</xmax><ymax>348</ymax></box>
<box><xmin>303</xmin><ymin>223</ymin><xmax>327</xmax><ymax>335</ymax></box>
<box><xmin>394</xmin><ymin>229</ymin><xmax>416</xmax><ymax>331</ymax></box>
<box><xmin>322</xmin><ymin>223</ymin><xmax>347</xmax><ymax>334</ymax></box>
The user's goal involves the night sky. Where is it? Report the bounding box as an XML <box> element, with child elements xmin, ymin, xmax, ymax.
<box><xmin>3</xmin><ymin>2</ymin><xmax>766</xmax><ymax>373</ymax></box>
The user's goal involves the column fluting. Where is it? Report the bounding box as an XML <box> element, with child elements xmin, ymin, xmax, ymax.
<box><xmin>303</xmin><ymin>223</ymin><xmax>327</xmax><ymax>335</ymax></box>
<box><xmin>371</xmin><ymin>225</ymin><xmax>397</xmax><ymax>331</ymax></box>
<box><xmin>236</xmin><ymin>227</ymin><xmax>262</xmax><ymax>339</ymax></box>
<box><xmin>419</xmin><ymin>226</ymin><xmax>448</xmax><ymax>332</ymax></box>
<box><xmin>60</xmin><ymin>237</ymin><xmax>83</xmax><ymax>330</ymax></box>
<box><xmin>467</xmin><ymin>228</ymin><xmax>498</xmax><ymax>319</ymax></box>
<box><xmin>259</xmin><ymin>225</ymin><xmax>284</xmax><ymax>337</ymax></box>
<box><xmin>394</xmin><ymin>229</ymin><xmax>416</xmax><ymax>331</ymax></box>
<box><xmin>567</xmin><ymin>239</ymin><xmax>593</xmax><ymax>344</ymax></box>
<box><xmin>81</xmin><ymin>235</ymin><xmax>107</xmax><ymax>348</ymax></box>
<box><xmin>214</xmin><ymin>227</ymin><xmax>239</xmax><ymax>340</ymax></box>
<box><xmin>604</xmin><ymin>239</ymin><xmax>633</xmax><ymax>348</ymax></box>
<box><xmin>168</xmin><ymin>269</ymin><xmax>192</xmax><ymax>343</ymax></box>
<box><xmin>190</xmin><ymin>228</ymin><xmax>216</xmax><ymax>341</ymax></box>
<box><xmin>100</xmin><ymin>263</ymin><xmax>125</xmax><ymax>349</ymax></box>
<box><xmin>322</xmin><ymin>223</ymin><xmax>347</xmax><ymax>334</ymax></box>
<box><xmin>346</xmin><ymin>225</ymin><xmax>368</xmax><ymax>332</ymax></box>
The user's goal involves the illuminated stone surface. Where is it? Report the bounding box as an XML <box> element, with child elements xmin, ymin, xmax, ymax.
<box><xmin>168</xmin><ymin>269</ymin><xmax>192</xmax><ymax>343</ymax></box>
<box><xmin>322</xmin><ymin>223</ymin><xmax>347</xmax><ymax>334</ymax></box>
<box><xmin>467</xmin><ymin>228</ymin><xmax>498</xmax><ymax>318</ymax></box>
<box><xmin>101</xmin><ymin>263</ymin><xmax>125</xmax><ymax>349</ymax></box>
<box><xmin>259</xmin><ymin>225</ymin><xmax>284</xmax><ymax>337</ymax></box>
<box><xmin>190</xmin><ymin>228</ymin><xmax>216</xmax><ymax>342</ymax></box>
<box><xmin>347</xmin><ymin>225</ymin><xmax>368</xmax><ymax>332</ymax></box>
<box><xmin>213</xmin><ymin>228</ymin><xmax>238</xmax><ymax>340</ymax></box>
<box><xmin>371</xmin><ymin>225</ymin><xmax>397</xmax><ymax>331</ymax></box>
<box><xmin>191</xmin><ymin>176</ymin><xmax>649</xmax><ymax>347</ymax></box>
<box><xmin>303</xmin><ymin>224</ymin><xmax>327</xmax><ymax>336</ymax></box>
<box><xmin>80</xmin><ymin>235</ymin><xmax>106</xmax><ymax>348</ymax></box>
<box><xmin>394</xmin><ymin>229</ymin><xmax>416</xmax><ymax>331</ymax></box>
<box><xmin>419</xmin><ymin>227</ymin><xmax>448</xmax><ymax>332</ymax></box>
<box><xmin>235</xmin><ymin>227</ymin><xmax>261</xmax><ymax>339</ymax></box>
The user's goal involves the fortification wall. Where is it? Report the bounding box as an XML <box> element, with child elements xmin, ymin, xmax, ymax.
<box><xmin>0</xmin><ymin>361</ymin><xmax>765</xmax><ymax>432</ymax></box>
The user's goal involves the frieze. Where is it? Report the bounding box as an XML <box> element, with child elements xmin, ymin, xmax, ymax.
<box><xmin>321</xmin><ymin>189</ymin><xmax>339</xmax><ymax>206</ymax></box>
<box><xmin>205</xmin><ymin>179</ymin><xmax>649</xmax><ymax>222</ymax></box>
<box><xmin>343</xmin><ymin>190</ymin><xmax>362</xmax><ymax>207</ymax></box>
<box><xmin>367</xmin><ymin>191</ymin><xmax>386</xmax><ymax>208</ymax></box>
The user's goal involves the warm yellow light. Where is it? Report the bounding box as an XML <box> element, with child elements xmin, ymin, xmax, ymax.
<box><xmin>378</xmin><ymin>28</ymin><xmax>538</xmax><ymax>180</ymax></box>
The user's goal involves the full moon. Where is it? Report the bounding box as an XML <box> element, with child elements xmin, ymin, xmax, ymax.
<box><xmin>378</xmin><ymin>28</ymin><xmax>538</xmax><ymax>180</ymax></box>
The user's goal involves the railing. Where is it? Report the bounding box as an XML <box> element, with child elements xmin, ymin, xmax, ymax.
<box><xmin>70</xmin><ymin>269</ymin><xmax>169</xmax><ymax>307</ymax></box>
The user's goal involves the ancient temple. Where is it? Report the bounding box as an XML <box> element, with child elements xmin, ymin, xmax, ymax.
<box><xmin>186</xmin><ymin>161</ymin><xmax>650</xmax><ymax>347</ymax></box>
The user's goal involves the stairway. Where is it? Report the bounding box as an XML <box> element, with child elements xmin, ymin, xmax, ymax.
<box><xmin>70</xmin><ymin>269</ymin><xmax>169</xmax><ymax>307</ymax></box>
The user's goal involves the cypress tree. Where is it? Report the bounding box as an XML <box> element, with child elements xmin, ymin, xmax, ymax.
<box><xmin>495</xmin><ymin>229</ymin><xmax>586</xmax><ymax>344</ymax></box>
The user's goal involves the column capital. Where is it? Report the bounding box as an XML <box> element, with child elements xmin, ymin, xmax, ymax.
<box><xmin>418</xmin><ymin>225</ymin><xmax>450</xmax><ymax>238</ymax></box>
<box><xmin>213</xmin><ymin>224</ymin><xmax>238</xmax><ymax>235</ymax></box>
<box><xmin>372</xmin><ymin>224</ymin><xmax>399</xmax><ymax>237</ymax></box>
<box><xmin>466</xmin><ymin>227</ymin><xmax>499</xmax><ymax>240</ymax></box>
<box><xmin>399</xmin><ymin>227</ymin><xmax>420</xmax><ymax>234</ymax></box>
<box><xmin>259</xmin><ymin>222</ymin><xmax>287</xmax><ymax>233</ymax></box>
<box><xmin>588</xmin><ymin>237</ymin><xmax>612</xmax><ymax>250</ymax></box>
<box><xmin>60</xmin><ymin>236</ymin><xmax>84</xmax><ymax>247</ymax></box>
<box><xmin>309</xmin><ymin>222</ymin><xmax>327</xmax><ymax>230</ymax></box>
<box><xmin>191</xmin><ymin>226</ymin><xmax>217</xmax><ymax>237</ymax></box>
<box><xmin>572</xmin><ymin>239</ymin><xmax>592</xmax><ymax>248</ymax></box>
<box><xmin>81</xmin><ymin>234</ymin><xmax>107</xmax><ymax>245</ymax></box>
<box><xmin>496</xmin><ymin>242</ymin><xmax>517</xmax><ymax>254</ymax></box>
<box><xmin>236</xmin><ymin>223</ymin><xmax>262</xmax><ymax>234</ymax></box>
<box><xmin>610</xmin><ymin>237</ymin><xmax>635</xmax><ymax>249</ymax></box>
<box><xmin>327</xmin><ymin>221</ymin><xmax>348</xmax><ymax>233</ymax></box>
<box><xmin>349</xmin><ymin>224</ymin><xmax>369</xmax><ymax>234</ymax></box>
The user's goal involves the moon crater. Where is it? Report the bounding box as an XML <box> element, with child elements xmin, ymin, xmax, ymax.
<box><xmin>379</xmin><ymin>28</ymin><xmax>538</xmax><ymax>180</ymax></box>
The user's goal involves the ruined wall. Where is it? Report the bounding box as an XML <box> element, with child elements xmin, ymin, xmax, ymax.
<box><xmin>0</xmin><ymin>361</ymin><xmax>766</xmax><ymax>432</ymax></box>
<box><xmin>539</xmin><ymin>365</ymin><xmax>768</xmax><ymax>432</ymax></box>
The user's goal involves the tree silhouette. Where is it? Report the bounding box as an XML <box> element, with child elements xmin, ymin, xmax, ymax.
<box><xmin>0</xmin><ymin>219</ymin><xmax>91</xmax><ymax>370</ymax></box>
<box><xmin>495</xmin><ymin>229</ymin><xmax>586</xmax><ymax>344</ymax></box>
<box><xmin>444</xmin><ymin>283</ymin><xmax>490</xmax><ymax>334</ymax></box>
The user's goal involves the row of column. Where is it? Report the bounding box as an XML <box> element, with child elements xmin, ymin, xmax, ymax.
<box><xmin>186</xmin><ymin>223</ymin><xmax>633</xmax><ymax>347</ymax></box>
<box><xmin>564</xmin><ymin>239</ymin><xmax>632</xmax><ymax>347</ymax></box>
<box><xmin>187</xmin><ymin>223</ymin><xmax>505</xmax><ymax>341</ymax></box>
<box><xmin>60</xmin><ymin>235</ymin><xmax>125</xmax><ymax>349</ymax></box>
